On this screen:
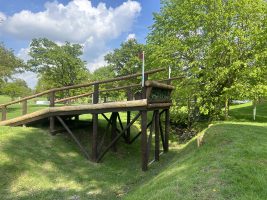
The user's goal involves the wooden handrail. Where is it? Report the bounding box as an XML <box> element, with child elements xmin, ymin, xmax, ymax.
<box><xmin>52</xmin><ymin>68</ymin><xmax>165</xmax><ymax>92</ymax></box>
<box><xmin>55</xmin><ymin>84</ymin><xmax>141</xmax><ymax>103</ymax></box>
<box><xmin>55</xmin><ymin>92</ymin><xmax>94</xmax><ymax>103</ymax></box>
<box><xmin>100</xmin><ymin>84</ymin><xmax>141</xmax><ymax>93</ymax></box>
<box><xmin>0</xmin><ymin>68</ymin><xmax>165</xmax><ymax>108</ymax></box>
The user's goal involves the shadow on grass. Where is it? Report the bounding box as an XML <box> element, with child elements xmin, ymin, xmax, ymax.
<box><xmin>229</xmin><ymin>102</ymin><xmax>267</xmax><ymax>123</ymax></box>
<box><xmin>0</xmin><ymin>113</ymin><xmax>179</xmax><ymax>200</ymax></box>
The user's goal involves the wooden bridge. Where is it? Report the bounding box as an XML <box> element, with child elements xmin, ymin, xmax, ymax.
<box><xmin>0</xmin><ymin>68</ymin><xmax>176</xmax><ymax>171</ymax></box>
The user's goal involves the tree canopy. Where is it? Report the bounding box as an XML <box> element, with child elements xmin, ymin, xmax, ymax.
<box><xmin>104</xmin><ymin>39</ymin><xmax>145</xmax><ymax>76</ymax></box>
<box><xmin>148</xmin><ymin>0</ymin><xmax>267</xmax><ymax>119</ymax></box>
<box><xmin>1</xmin><ymin>79</ymin><xmax>31</xmax><ymax>100</ymax></box>
<box><xmin>28</xmin><ymin>38</ymin><xmax>89</xmax><ymax>90</ymax></box>
<box><xmin>0</xmin><ymin>43</ymin><xmax>25</xmax><ymax>82</ymax></box>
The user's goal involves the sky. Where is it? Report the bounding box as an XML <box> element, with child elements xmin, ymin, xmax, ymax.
<box><xmin>0</xmin><ymin>0</ymin><xmax>161</xmax><ymax>88</ymax></box>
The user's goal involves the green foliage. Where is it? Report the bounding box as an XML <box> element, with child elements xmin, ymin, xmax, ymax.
<box><xmin>170</xmin><ymin>105</ymin><xmax>188</xmax><ymax>126</ymax></box>
<box><xmin>1</xmin><ymin>79</ymin><xmax>31</xmax><ymax>100</ymax></box>
<box><xmin>0</xmin><ymin>43</ymin><xmax>25</xmax><ymax>81</ymax></box>
<box><xmin>28</xmin><ymin>38</ymin><xmax>89</xmax><ymax>90</ymax></box>
<box><xmin>92</xmin><ymin>65</ymin><xmax>115</xmax><ymax>81</ymax></box>
<box><xmin>104</xmin><ymin>39</ymin><xmax>145</xmax><ymax>76</ymax></box>
<box><xmin>148</xmin><ymin>0</ymin><xmax>267</xmax><ymax>120</ymax></box>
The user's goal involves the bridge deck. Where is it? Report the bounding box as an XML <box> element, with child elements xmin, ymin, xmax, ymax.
<box><xmin>0</xmin><ymin>99</ymin><xmax>171</xmax><ymax>126</ymax></box>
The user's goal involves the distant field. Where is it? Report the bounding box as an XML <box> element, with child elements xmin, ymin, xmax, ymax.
<box><xmin>0</xmin><ymin>95</ymin><xmax>48</xmax><ymax>120</ymax></box>
<box><xmin>229</xmin><ymin>101</ymin><xmax>267</xmax><ymax>122</ymax></box>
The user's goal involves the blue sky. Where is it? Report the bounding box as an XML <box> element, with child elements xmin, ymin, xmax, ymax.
<box><xmin>0</xmin><ymin>0</ymin><xmax>160</xmax><ymax>87</ymax></box>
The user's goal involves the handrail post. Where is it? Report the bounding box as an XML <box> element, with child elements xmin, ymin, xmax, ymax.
<box><xmin>93</xmin><ymin>83</ymin><xmax>99</xmax><ymax>104</ymax></box>
<box><xmin>49</xmin><ymin>91</ymin><xmax>55</xmax><ymax>134</ymax></box>
<box><xmin>22</xmin><ymin>100</ymin><xmax>27</xmax><ymax>115</ymax></box>
<box><xmin>142</xmin><ymin>74</ymin><xmax>148</xmax><ymax>99</ymax></box>
<box><xmin>1</xmin><ymin>106</ymin><xmax>7</xmax><ymax>121</ymax></box>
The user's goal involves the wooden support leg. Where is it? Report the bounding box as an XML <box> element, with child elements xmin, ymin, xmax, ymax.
<box><xmin>1</xmin><ymin>106</ymin><xmax>7</xmax><ymax>121</ymax></box>
<box><xmin>126</xmin><ymin>111</ymin><xmax>131</xmax><ymax>143</ymax></box>
<box><xmin>165</xmin><ymin>109</ymin><xmax>170</xmax><ymax>152</ymax></box>
<box><xmin>141</xmin><ymin>110</ymin><xmax>148</xmax><ymax>171</ymax></box>
<box><xmin>50</xmin><ymin>117</ymin><xmax>55</xmax><ymax>135</ymax></box>
<box><xmin>155</xmin><ymin>110</ymin><xmax>160</xmax><ymax>161</ymax></box>
<box><xmin>57</xmin><ymin>116</ymin><xmax>90</xmax><ymax>160</ymax></box>
<box><xmin>92</xmin><ymin>113</ymin><xmax>98</xmax><ymax>162</ymax></box>
<box><xmin>111</xmin><ymin>112</ymin><xmax>118</xmax><ymax>152</ymax></box>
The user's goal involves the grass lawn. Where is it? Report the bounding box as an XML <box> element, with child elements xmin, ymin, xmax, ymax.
<box><xmin>228</xmin><ymin>101</ymin><xmax>267</xmax><ymax>122</ymax></box>
<box><xmin>0</xmin><ymin>95</ymin><xmax>48</xmax><ymax>120</ymax></box>
<box><xmin>0</xmin><ymin>96</ymin><xmax>267</xmax><ymax>199</ymax></box>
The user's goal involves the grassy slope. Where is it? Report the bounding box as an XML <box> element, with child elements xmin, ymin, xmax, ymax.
<box><xmin>124</xmin><ymin>122</ymin><xmax>267</xmax><ymax>200</ymax></box>
<box><xmin>0</xmin><ymin>96</ymin><xmax>267</xmax><ymax>199</ymax></box>
<box><xmin>124</xmin><ymin>101</ymin><xmax>267</xmax><ymax>200</ymax></box>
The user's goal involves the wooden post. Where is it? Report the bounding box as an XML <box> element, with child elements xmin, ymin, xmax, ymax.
<box><xmin>93</xmin><ymin>83</ymin><xmax>99</xmax><ymax>104</ymax></box>
<box><xmin>92</xmin><ymin>113</ymin><xmax>98</xmax><ymax>161</ymax></box>
<box><xmin>164</xmin><ymin>109</ymin><xmax>170</xmax><ymax>152</ymax></box>
<box><xmin>142</xmin><ymin>74</ymin><xmax>148</xmax><ymax>99</ymax></box>
<box><xmin>22</xmin><ymin>100</ymin><xmax>27</xmax><ymax>115</ymax></box>
<box><xmin>155</xmin><ymin>110</ymin><xmax>160</xmax><ymax>161</ymax></box>
<box><xmin>126</xmin><ymin>90</ymin><xmax>132</xmax><ymax>143</ymax></box>
<box><xmin>1</xmin><ymin>106</ymin><xmax>7</xmax><ymax>121</ymax></box>
<box><xmin>49</xmin><ymin>91</ymin><xmax>55</xmax><ymax>134</ymax></box>
<box><xmin>111</xmin><ymin>112</ymin><xmax>118</xmax><ymax>152</ymax></box>
<box><xmin>141</xmin><ymin>110</ymin><xmax>148</xmax><ymax>171</ymax></box>
<box><xmin>92</xmin><ymin>83</ymin><xmax>99</xmax><ymax>161</ymax></box>
<box><xmin>126</xmin><ymin>111</ymin><xmax>131</xmax><ymax>143</ymax></box>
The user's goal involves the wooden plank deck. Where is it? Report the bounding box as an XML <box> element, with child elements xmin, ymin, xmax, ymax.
<box><xmin>0</xmin><ymin>99</ymin><xmax>171</xmax><ymax>126</ymax></box>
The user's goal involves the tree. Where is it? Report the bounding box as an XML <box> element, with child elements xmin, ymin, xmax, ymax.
<box><xmin>28</xmin><ymin>38</ymin><xmax>89</xmax><ymax>92</ymax></box>
<box><xmin>0</xmin><ymin>43</ymin><xmax>25</xmax><ymax>83</ymax></box>
<box><xmin>104</xmin><ymin>39</ymin><xmax>145</xmax><ymax>76</ymax></box>
<box><xmin>2</xmin><ymin>79</ymin><xmax>31</xmax><ymax>100</ymax></box>
<box><xmin>148</xmin><ymin>0</ymin><xmax>267</xmax><ymax>120</ymax></box>
<box><xmin>92</xmin><ymin>65</ymin><xmax>116</xmax><ymax>81</ymax></box>
<box><xmin>92</xmin><ymin>65</ymin><xmax>121</xmax><ymax>102</ymax></box>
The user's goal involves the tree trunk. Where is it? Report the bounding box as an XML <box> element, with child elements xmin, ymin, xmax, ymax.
<box><xmin>253</xmin><ymin>100</ymin><xmax>257</xmax><ymax>121</ymax></box>
<box><xmin>224</xmin><ymin>97</ymin><xmax>229</xmax><ymax>120</ymax></box>
<box><xmin>187</xmin><ymin>97</ymin><xmax>191</xmax><ymax>128</ymax></box>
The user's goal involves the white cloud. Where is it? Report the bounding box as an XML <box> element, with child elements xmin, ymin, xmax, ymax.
<box><xmin>0</xmin><ymin>0</ymin><xmax>142</xmax><ymax>87</ymax></box>
<box><xmin>15</xmin><ymin>47</ymin><xmax>38</xmax><ymax>89</ymax></box>
<box><xmin>126</xmin><ymin>33</ymin><xmax>136</xmax><ymax>41</ymax></box>
<box><xmin>0</xmin><ymin>0</ymin><xmax>141</xmax><ymax>44</ymax></box>
<box><xmin>0</xmin><ymin>12</ymin><xmax>6</xmax><ymax>21</ymax></box>
<box><xmin>14</xmin><ymin>71</ymin><xmax>38</xmax><ymax>89</ymax></box>
<box><xmin>87</xmin><ymin>52</ymin><xmax>108</xmax><ymax>72</ymax></box>
<box><xmin>17</xmin><ymin>47</ymin><xmax>30</xmax><ymax>61</ymax></box>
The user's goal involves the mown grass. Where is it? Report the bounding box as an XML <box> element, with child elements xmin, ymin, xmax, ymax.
<box><xmin>0</xmin><ymin>95</ymin><xmax>48</xmax><ymax>120</ymax></box>
<box><xmin>228</xmin><ymin>101</ymin><xmax>267</xmax><ymax>122</ymax></box>
<box><xmin>0</xmin><ymin>96</ymin><xmax>267</xmax><ymax>199</ymax></box>
<box><xmin>124</xmin><ymin>122</ymin><xmax>267</xmax><ymax>200</ymax></box>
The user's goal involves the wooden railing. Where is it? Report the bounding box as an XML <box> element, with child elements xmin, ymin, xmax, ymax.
<box><xmin>0</xmin><ymin>67</ymin><xmax>183</xmax><ymax>122</ymax></box>
<box><xmin>0</xmin><ymin>68</ymin><xmax>160</xmax><ymax>121</ymax></box>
